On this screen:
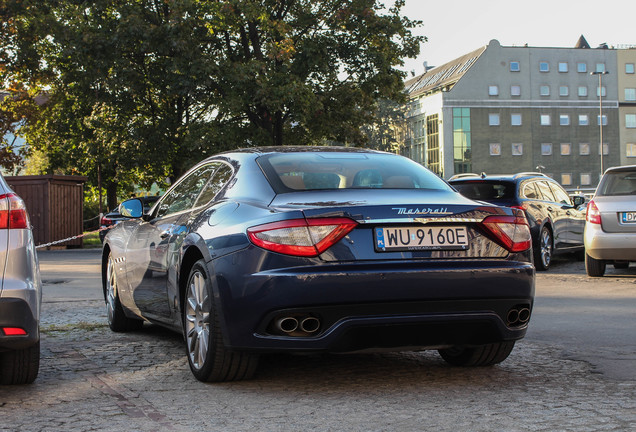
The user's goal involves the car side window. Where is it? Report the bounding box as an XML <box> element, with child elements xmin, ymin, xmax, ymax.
<box><xmin>548</xmin><ymin>182</ymin><xmax>572</xmax><ymax>205</ymax></box>
<box><xmin>194</xmin><ymin>163</ymin><xmax>233</xmax><ymax>208</ymax></box>
<box><xmin>155</xmin><ymin>164</ymin><xmax>217</xmax><ymax>218</ymax></box>
<box><xmin>535</xmin><ymin>181</ymin><xmax>557</xmax><ymax>202</ymax></box>
<box><xmin>522</xmin><ymin>182</ymin><xmax>539</xmax><ymax>199</ymax></box>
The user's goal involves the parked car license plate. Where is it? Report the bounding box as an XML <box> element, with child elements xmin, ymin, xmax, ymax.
<box><xmin>374</xmin><ymin>226</ymin><xmax>469</xmax><ymax>251</ymax></box>
<box><xmin>621</xmin><ymin>212</ymin><xmax>636</xmax><ymax>223</ymax></box>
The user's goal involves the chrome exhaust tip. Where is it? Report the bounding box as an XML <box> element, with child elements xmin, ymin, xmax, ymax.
<box><xmin>300</xmin><ymin>317</ymin><xmax>320</xmax><ymax>333</ymax></box>
<box><xmin>275</xmin><ymin>317</ymin><xmax>299</xmax><ymax>333</ymax></box>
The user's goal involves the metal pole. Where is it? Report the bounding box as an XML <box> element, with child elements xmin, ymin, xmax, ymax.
<box><xmin>591</xmin><ymin>71</ymin><xmax>609</xmax><ymax>179</ymax></box>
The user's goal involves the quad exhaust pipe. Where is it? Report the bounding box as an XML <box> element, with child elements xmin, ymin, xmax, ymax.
<box><xmin>274</xmin><ymin>315</ymin><xmax>321</xmax><ymax>336</ymax></box>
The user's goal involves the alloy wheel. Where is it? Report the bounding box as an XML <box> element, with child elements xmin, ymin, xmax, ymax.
<box><xmin>185</xmin><ymin>270</ymin><xmax>211</xmax><ymax>371</ymax></box>
<box><xmin>539</xmin><ymin>228</ymin><xmax>552</xmax><ymax>269</ymax></box>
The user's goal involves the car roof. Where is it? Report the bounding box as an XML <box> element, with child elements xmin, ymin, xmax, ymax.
<box><xmin>219</xmin><ymin>146</ymin><xmax>390</xmax><ymax>157</ymax></box>
<box><xmin>449</xmin><ymin>172</ymin><xmax>550</xmax><ymax>182</ymax></box>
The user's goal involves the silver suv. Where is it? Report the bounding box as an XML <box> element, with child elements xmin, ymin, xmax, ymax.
<box><xmin>0</xmin><ymin>173</ymin><xmax>41</xmax><ymax>384</ymax></box>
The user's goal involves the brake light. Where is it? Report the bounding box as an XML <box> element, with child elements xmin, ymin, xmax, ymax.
<box><xmin>586</xmin><ymin>200</ymin><xmax>601</xmax><ymax>224</ymax></box>
<box><xmin>247</xmin><ymin>217</ymin><xmax>358</xmax><ymax>257</ymax></box>
<box><xmin>481</xmin><ymin>212</ymin><xmax>531</xmax><ymax>252</ymax></box>
<box><xmin>101</xmin><ymin>216</ymin><xmax>114</xmax><ymax>226</ymax></box>
<box><xmin>0</xmin><ymin>193</ymin><xmax>29</xmax><ymax>229</ymax></box>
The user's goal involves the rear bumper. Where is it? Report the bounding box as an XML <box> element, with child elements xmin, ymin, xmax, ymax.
<box><xmin>212</xmin><ymin>255</ymin><xmax>535</xmax><ymax>353</ymax></box>
<box><xmin>0</xmin><ymin>298</ymin><xmax>39</xmax><ymax>350</ymax></box>
<box><xmin>584</xmin><ymin>224</ymin><xmax>636</xmax><ymax>260</ymax></box>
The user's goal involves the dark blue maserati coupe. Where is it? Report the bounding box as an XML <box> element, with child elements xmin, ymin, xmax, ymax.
<box><xmin>101</xmin><ymin>147</ymin><xmax>535</xmax><ymax>382</ymax></box>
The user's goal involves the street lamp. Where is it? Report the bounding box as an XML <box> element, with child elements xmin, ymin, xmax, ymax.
<box><xmin>591</xmin><ymin>70</ymin><xmax>609</xmax><ymax>178</ymax></box>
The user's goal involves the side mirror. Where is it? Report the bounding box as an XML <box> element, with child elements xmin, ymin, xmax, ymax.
<box><xmin>572</xmin><ymin>195</ymin><xmax>586</xmax><ymax>207</ymax></box>
<box><xmin>120</xmin><ymin>198</ymin><xmax>143</xmax><ymax>218</ymax></box>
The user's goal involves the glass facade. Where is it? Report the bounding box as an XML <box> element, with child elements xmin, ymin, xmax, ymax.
<box><xmin>453</xmin><ymin>108</ymin><xmax>471</xmax><ymax>174</ymax></box>
<box><xmin>426</xmin><ymin>114</ymin><xmax>442</xmax><ymax>176</ymax></box>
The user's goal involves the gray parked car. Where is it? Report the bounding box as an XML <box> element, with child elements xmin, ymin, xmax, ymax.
<box><xmin>585</xmin><ymin>165</ymin><xmax>636</xmax><ymax>277</ymax></box>
<box><xmin>0</xmin><ymin>173</ymin><xmax>41</xmax><ymax>384</ymax></box>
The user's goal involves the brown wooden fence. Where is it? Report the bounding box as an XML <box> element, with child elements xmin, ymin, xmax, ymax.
<box><xmin>5</xmin><ymin>175</ymin><xmax>88</xmax><ymax>248</ymax></box>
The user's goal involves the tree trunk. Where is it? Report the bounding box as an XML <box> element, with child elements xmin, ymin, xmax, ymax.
<box><xmin>106</xmin><ymin>182</ymin><xmax>118</xmax><ymax>211</ymax></box>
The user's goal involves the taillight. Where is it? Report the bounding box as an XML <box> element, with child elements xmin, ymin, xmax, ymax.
<box><xmin>1</xmin><ymin>327</ymin><xmax>27</xmax><ymax>336</ymax></box>
<box><xmin>480</xmin><ymin>212</ymin><xmax>531</xmax><ymax>252</ymax></box>
<box><xmin>0</xmin><ymin>193</ymin><xmax>29</xmax><ymax>229</ymax></box>
<box><xmin>247</xmin><ymin>217</ymin><xmax>358</xmax><ymax>257</ymax></box>
<box><xmin>101</xmin><ymin>216</ymin><xmax>113</xmax><ymax>226</ymax></box>
<box><xmin>586</xmin><ymin>200</ymin><xmax>601</xmax><ymax>224</ymax></box>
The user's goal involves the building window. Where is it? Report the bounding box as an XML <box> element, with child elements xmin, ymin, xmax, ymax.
<box><xmin>558</xmin><ymin>62</ymin><xmax>568</xmax><ymax>72</ymax></box>
<box><xmin>511</xmin><ymin>85</ymin><xmax>521</xmax><ymax>96</ymax></box>
<box><xmin>489</xmin><ymin>113</ymin><xmax>500</xmax><ymax>126</ymax></box>
<box><xmin>539</xmin><ymin>62</ymin><xmax>550</xmax><ymax>72</ymax></box>
<box><xmin>559</xmin><ymin>86</ymin><xmax>569</xmax><ymax>96</ymax></box>
<box><xmin>626</xmin><ymin>114</ymin><xmax>636</xmax><ymax>128</ymax></box>
<box><xmin>540</xmin><ymin>114</ymin><xmax>551</xmax><ymax>126</ymax></box>
<box><xmin>580</xmin><ymin>143</ymin><xmax>590</xmax><ymax>155</ymax></box>
<box><xmin>561</xmin><ymin>174</ymin><xmax>572</xmax><ymax>186</ymax></box>
<box><xmin>596</xmin><ymin>63</ymin><xmax>606</xmax><ymax>73</ymax></box>
<box><xmin>627</xmin><ymin>143</ymin><xmax>636</xmax><ymax>157</ymax></box>
<box><xmin>540</xmin><ymin>85</ymin><xmax>550</xmax><ymax>96</ymax></box>
<box><xmin>597</xmin><ymin>115</ymin><xmax>607</xmax><ymax>126</ymax></box>
<box><xmin>560</xmin><ymin>114</ymin><xmax>570</xmax><ymax>126</ymax></box>
<box><xmin>597</xmin><ymin>86</ymin><xmax>607</xmax><ymax>97</ymax></box>
<box><xmin>488</xmin><ymin>85</ymin><xmax>499</xmax><ymax>96</ymax></box>
<box><xmin>511</xmin><ymin>113</ymin><xmax>522</xmax><ymax>126</ymax></box>
<box><xmin>512</xmin><ymin>143</ymin><xmax>523</xmax><ymax>156</ymax></box>
<box><xmin>626</xmin><ymin>63</ymin><xmax>635</xmax><ymax>74</ymax></box>
<box><xmin>561</xmin><ymin>143</ymin><xmax>571</xmax><ymax>155</ymax></box>
<box><xmin>579</xmin><ymin>114</ymin><xmax>589</xmax><ymax>126</ymax></box>
<box><xmin>489</xmin><ymin>143</ymin><xmax>501</xmax><ymax>156</ymax></box>
<box><xmin>581</xmin><ymin>173</ymin><xmax>592</xmax><ymax>185</ymax></box>
<box><xmin>626</xmin><ymin>88</ymin><xmax>636</xmax><ymax>101</ymax></box>
<box><xmin>577</xmin><ymin>62</ymin><xmax>587</xmax><ymax>73</ymax></box>
<box><xmin>452</xmin><ymin>108</ymin><xmax>470</xmax><ymax>175</ymax></box>
<box><xmin>578</xmin><ymin>86</ymin><xmax>588</xmax><ymax>97</ymax></box>
<box><xmin>510</xmin><ymin>61</ymin><xmax>520</xmax><ymax>72</ymax></box>
<box><xmin>541</xmin><ymin>143</ymin><xmax>552</xmax><ymax>155</ymax></box>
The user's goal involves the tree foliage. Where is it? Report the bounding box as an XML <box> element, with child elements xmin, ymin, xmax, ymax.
<box><xmin>0</xmin><ymin>0</ymin><xmax>423</xmax><ymax>205</ymax></box>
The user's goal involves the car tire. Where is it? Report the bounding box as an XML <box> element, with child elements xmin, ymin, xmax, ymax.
<box><xmin>105</xmin><ymin>253</ymin><xmax>144</xmax><ymax>332</ymax></box>
<box><xmin>438</xmin><ymin>341</ymin><xmax>515</xmax><ymax>367</ymax></box>
<box><xmin>534</xmin><ymin>226</ymin><xmax>553</xmax><ymax>271</ymax></box>
<box><xmin>613</xmin><ymin>261</ymin><xmax>629</xmax><ymax>269</ymax></box>
<box><xmin>0</xmin><ymin>340</ymin><xmax>40</xmax><ymax>385</ymax></box>
<box><xmin>184</xmin><ymin>259</ymin><xmax>258</xmax><ymax>382</ymax></box>
<box><xmin>585</xmin><ymin>253</ymin><xmax>606</xmax><ymax>277</ymax></box>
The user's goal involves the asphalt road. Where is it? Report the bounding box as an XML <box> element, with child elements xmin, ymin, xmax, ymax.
<box><xmin>0</xmin><ymin>248</ymin><xmax>633</xmax><ymax>431</ymax></box>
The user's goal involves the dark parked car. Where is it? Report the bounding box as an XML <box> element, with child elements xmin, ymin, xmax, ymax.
<box><xmin>449</xmin><ymin>172</ymin><xmax>586</xmax><ymax>271</ymax></box>
<box><xmin>0</xmin><ymin>174</ymin><xmax>41</xmax><ymax>385</ymax></box>
<box><xmin>102</xmin><ymin>147</ymin><xmax>535</xmax><ymax>382</ymax></box>
<box><xmin>99</xmin><ymin>195</ymin><xmax>160</xmax><ymax>242</ymax></box>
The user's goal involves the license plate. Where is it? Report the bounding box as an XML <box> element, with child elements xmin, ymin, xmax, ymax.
<box><xmin>621</xmin><ymin>212</ymin><xmax>636</xmax><ymax>223</ymax></box>
<box><xmin>374</xmin><ymin>226</ymin><xmax>469</xmax><ymax>252</ymax></box>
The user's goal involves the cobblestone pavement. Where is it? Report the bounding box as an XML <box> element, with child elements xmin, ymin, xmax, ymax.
<box><xmin>0</xmin><ymin>250</ymin><xmax>635</xmax><ymax>431</ymax></box>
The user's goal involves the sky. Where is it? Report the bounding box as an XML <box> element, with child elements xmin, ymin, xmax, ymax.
<box><xmin>401</xmin><ymin>0</ymin><xmax>636</xmax><ymax>75</ymax></box>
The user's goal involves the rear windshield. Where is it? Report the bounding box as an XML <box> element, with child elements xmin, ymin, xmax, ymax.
<box><xmin>597</xmin><ymin>169</ymin><xmax>636</xmax><ymax>196</ymax></box>
<box><xmin>257</xmin><ymin>152</ymin><xmax>451</xmax><ymax>193</ymax></box>
<box><xmin>451</xmin><ymin>181</ymin><xmax>516</xmax><ymax>200</ymax></box>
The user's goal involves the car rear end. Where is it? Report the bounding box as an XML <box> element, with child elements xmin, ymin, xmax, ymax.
<box><xmin>585</xmin><ymin>166</ymin><xmax>636</xmax><ymax>262</ymax></box>
<box><xmin>0</xmin><ymin>178</ymin><xmax>41</xmax><ymax>384</ymax></box>
<box><xmin>214</xmin><ymin>151</ymin><xmax>535</xmax><ymax>356</ymax></box>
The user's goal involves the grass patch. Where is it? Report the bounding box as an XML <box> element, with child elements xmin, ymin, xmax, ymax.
<box><xmin>82</xmin><ymin>230</ymin><xmax>102</xmax><ymax>248</ymax></box>
<box><xmin>41</xmin><ymin>322</ymin><xmax>107</xmax><ymax>334</ymax></box>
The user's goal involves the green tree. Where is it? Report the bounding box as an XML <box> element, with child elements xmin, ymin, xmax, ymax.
<box><xmin>1</xmin><ymin>0</ymin><xmax>423</xmax><ymax>205</ymax></box>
